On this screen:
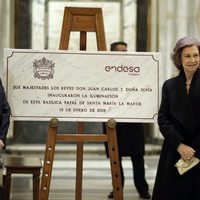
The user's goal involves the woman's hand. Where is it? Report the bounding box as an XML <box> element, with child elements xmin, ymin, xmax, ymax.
<box><xmin>0</xmin><ymin>140</ymin><xmax>4</xmax><ymax>149</ymax></box>
<box><xmin>177</xmin><ymin>143</ymin><xmax>195</xmax><ymax>161</ymax></box>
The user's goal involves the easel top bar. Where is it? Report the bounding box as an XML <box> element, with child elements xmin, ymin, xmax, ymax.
<box><xmin>60</xmin><ymin>7</ymin><xmax>107</xmax><ymax>50</ymax></box>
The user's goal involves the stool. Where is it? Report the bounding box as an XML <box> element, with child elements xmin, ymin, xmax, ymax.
<box><xmin>3</xmin><ymin>156</ymin><xmax>42</xmax><ymax>200</ymax></box>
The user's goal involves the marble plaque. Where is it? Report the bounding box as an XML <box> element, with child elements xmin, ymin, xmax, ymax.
<box><xmin>4</xmin><ymin>49</ymin><xmax>161</xmax><ymax>122</ymax></box>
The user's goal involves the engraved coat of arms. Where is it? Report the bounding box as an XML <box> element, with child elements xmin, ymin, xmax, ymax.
<box><xmin>33</xmin><ymin>57</ymin><xmax>55</xmax><ymax>80</ymax></box>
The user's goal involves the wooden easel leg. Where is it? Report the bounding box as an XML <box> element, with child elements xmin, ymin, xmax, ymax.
<box><xmin>80</xmin><ymin>31</ymin><xmax>87</xmax><ymax>50</ymax></box>
<box><xmin>75</xmin><ymin>122</ymin><xmax>85</xmax><ymax>200</ymax></box>
<box><xmin>39</xmin><ymin>118</ymin><xmax>58</xmax><ymax>200</ymax></box>
<box><xmin>107</xmin><ymin>119</ymin><xmax>123</xmax><ymax>200</ymax></box>
<box><xmin>75</xmin><ymin>29</ymin><xmax>86</xmax><ymax>200</ymax></box>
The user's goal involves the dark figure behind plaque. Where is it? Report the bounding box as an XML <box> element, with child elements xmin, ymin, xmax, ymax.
<box><xmin>0</xmin><ymin>78</ymin><xmax>11</xmax><ymax>149</ymax></box>
<box><xmin>0</xmin><ymin>77</ymin><xmax>11</xmax><ymax>199</ymax></box>
<box><xmin>105</xmin><ymin>42</ymin><xmax>151</xmax><ymax>200</ymax></box>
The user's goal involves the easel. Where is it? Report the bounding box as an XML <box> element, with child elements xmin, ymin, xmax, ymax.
<box><xmin>39</xmin><ymin>7</ymin><xmax>123</xmax><ymax>200</ymax></box>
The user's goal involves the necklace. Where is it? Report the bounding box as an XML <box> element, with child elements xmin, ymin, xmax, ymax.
<box><xmin>186</xmin><ymin>83</ymin><xmax>190</xmax><ymax>93</ymax></box>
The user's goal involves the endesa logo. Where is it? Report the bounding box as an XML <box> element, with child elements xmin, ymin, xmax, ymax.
<box><xmin>105</xmin><ymin>65</ymin><xmax>140</xmax><ymax>75</ymax></box>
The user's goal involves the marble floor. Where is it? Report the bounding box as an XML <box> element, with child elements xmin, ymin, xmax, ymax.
<box><xmin>3</xmin><ymin>144</ymin><xmax>159</xmax><ymax>200</ymax></box>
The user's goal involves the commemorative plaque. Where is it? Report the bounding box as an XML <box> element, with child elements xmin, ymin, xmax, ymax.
<box><xmin>4</xmin><ymin>49</ymin><xmax>161</xmax><ymax>122</ymax></box>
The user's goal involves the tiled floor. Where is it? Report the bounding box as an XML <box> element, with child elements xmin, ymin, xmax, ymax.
<box><xmin>3</xmin><ymin>144</ymin><xmax>159</xmax><ymax>200</ymax></box>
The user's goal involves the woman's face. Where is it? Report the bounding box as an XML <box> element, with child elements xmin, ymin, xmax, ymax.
<box><xmin>181</xmin><ymin>45</ymin><xmax>200</xmax><ymax>76</ymax></box>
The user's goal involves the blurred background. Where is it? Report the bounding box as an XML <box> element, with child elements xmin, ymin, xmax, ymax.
<box><xmin>0</xmin><ymin>1</ymin><xmax>200</xmax><ymax>199</ymax></box>
<box><xmin>1</xmin><ymin>0</ymin><xmax>200</xmax><ymax>145</ymax></box>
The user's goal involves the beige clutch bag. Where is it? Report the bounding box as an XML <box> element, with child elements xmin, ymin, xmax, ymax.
<box><xmin>175</xmin><ymin>157</ymin><xmax>200</xmax><ymax>175</ymax></box>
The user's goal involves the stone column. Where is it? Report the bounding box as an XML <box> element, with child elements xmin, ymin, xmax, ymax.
<box><xmin>32</xmin><ymin>0</ymin><xmax>45</xmax><ymax>49</ymax></box>
<box><xmin>15</xmin><ymin>0</ymin><xmax>32</xmax><ymax>48</ymax></box>
<box><xmin>0</xmin><ymin>0</ymin><xmax>14</xmax><ymax>76</ymax></box>
<box><xmin>123</xmin><ymin>0</ymin><xmax>137</xmax><ymax>51</ymax></box>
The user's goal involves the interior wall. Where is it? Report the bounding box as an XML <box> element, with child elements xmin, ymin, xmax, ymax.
<box><xmin>31</xmin><ymin>0</ymin><xmax>137</xmax><ymax>51</ymax></box>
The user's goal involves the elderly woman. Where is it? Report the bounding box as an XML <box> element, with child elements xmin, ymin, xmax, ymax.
<box><xmin>152</xmin><ymin>36</ymin><xmax>200</xmax><ymax>200</ymax></box>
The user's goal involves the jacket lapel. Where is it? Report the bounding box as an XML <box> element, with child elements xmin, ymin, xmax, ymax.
<box><xmin>173</xmin><ymin>71</ymin><xmax>197</xmax><ymax>134</ymax></box>
<box><xmin>188</xmin><ymin>69</ymin><xmax>200</xmax><ymax>127</ymax></box>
